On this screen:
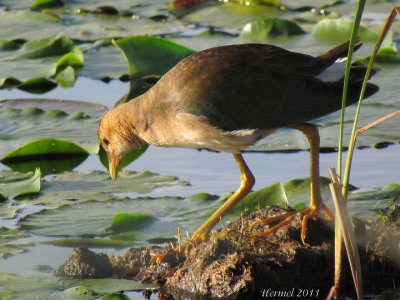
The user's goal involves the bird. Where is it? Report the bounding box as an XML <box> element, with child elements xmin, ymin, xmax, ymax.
<box><xmin>98</xmin><ymin>40</ymin><xmax>378</xmax><ymax>246</ymax></box>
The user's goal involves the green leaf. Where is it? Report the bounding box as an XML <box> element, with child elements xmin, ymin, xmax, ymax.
<box><xmin>113</xmin><ymin>35</ymin><xmax>195</xmax><ymax>77</ymax></box>
<box><xmin>187</xmin><ymin>192</ymin><xmax>219</xmax><ymax>202</ymax></box>
<box><xmin>0</xmin><ymin>6</ymin><xmax>183</xmax><ymax>41</ymax></box>
<box><xmin>12</xmin><ymin>35</ymin><xmax>74</xmax><ymax>59</ymax></box>
<box><xmin>31</xmin><ymin>0</ymin><xmax>64</xmax><ymax>9</ymax></box>
<box><xmin>0</xmin><ymin>35</ymin><xmax>83</xmax><ymax>92</ymax></box>
<box><xmin>0</xmin><ymin>99</ymin><xmax>107</xmax><ymax>160</ymax></box>
<box><xmin>2</xmin><ymin>154</ymin><xmax>88</xmax><ymax>176</ymax></box>
<box><xmin>375</xmin><ymin>47</ymin><xmax>400</xmax><ymax>63</ymax></box>
<box><xmin>43</xmin><ymin>238</ymin><xmax>134</xmax><ymax>249</ymax></box>
<box><xmin>0</xmin><ymin>243</ymin><xmax>33</xmax><ymax>259</ymax></box>
<box><xmin>169</xmin><ymin>1</ymin><xmax>280</xmax><ymax>29</ymax></box>
<box><xmin>96</xmin><ymin>292</ymin><xmax>130</xmax><ymax>300</ymax></box>
<box><xmin>0</xmin><ymin>227</ymin><xmax>32</xmax><ymax>259</ymax></box>
<box><xmin>99</xmin><ymin>144</ymin><xmax>148</xmax><ymax>170</ymax></box>
<box><xmin>228</xmin><ymin>182</ymin><xmax>289</xmax><ymax>217</ymax></box>
<box><xmin>0</xmin><ymin>203</ymin><xmax>21</xmax><ymax>218</ymax></box>
<box><xmin>64</xmin><ymin>285</ymin><xmax>97</xmax><ymax>299</ymax></box>
<box><xmin>17</xmin><ymin>169</ymin><xmax>188</xmax><ymax>209</ymax></box>
<box><xmin>0</xmin><ymin>169</ymin><xmax>41</xmax><ymax>199</ymax></box>
<box><xmin>54</xmin><ymin>66</ymin><xmax>76</xmax><ymax>87</ymax></box>
<box><xmin>0</xmin><ymin>273</ymin><xmax>154</xmax><ymax>299</ymax></box>
<box><xmin>113</xmin><ymin>36</ymin><xmax>196</xmax><ymax>101</ymax></box>
<box><xmin>241</xmin><ymin>18</ymin><xmax>306</xmax><ymax>42</ymax></box>
<box><xmin>248</xmin><ymin>98</ymin><xmax>400</xmax><ymax>152</ymax></box>
<box><xmin>15</xmin><ymin>78</ymin><xmax>57</xmax><ymax>94</ymax></box>
<box><xmin>107</xmin><ymin>212</ymin><xmax>155</xmax><ymax>233</ymax></box>
<box><xmin>358</xmin><ymin>47</ymin><xmax>400</xmax><ymax>64</ymax></box>
<box><xmin>312</xmin><ymin>19</ymin><xmax>379</xmax><ymax>43</ymax></box>
<box><xmin>3</xmin><ymin>139</ymin><xmax>87</xmax><ymax>161</ymax></box>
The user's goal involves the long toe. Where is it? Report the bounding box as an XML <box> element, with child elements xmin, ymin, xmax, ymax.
<box><xmin>249</xmin><ymin>204</ymin><xmax>334</xmax><ymax>243</ymax></box>
<box><xmin>250</xmin><ymin>210</ymin><xmax>298</xmax><ymax>241</ymax></box>
<box><xmin>300</xmin><ymin>203</ymin><xmax>334</xmax><ymax>244</ymax></box>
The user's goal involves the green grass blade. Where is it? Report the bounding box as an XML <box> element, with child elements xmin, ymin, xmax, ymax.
<box><xmin>336</xmin><ymin>0</ymin><xmax>366</xmax><ymax>183</ymax></box>
<box><xmin>342</xmin><ymin>7</ymin><xmax>398</xmax><ymax>197</ymax></box>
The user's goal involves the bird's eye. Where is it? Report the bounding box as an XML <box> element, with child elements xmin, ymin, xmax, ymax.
<box><xmin>103</xmin><ymin>138</ymin><xmax>110</xmax><ymax>146</ymax></box>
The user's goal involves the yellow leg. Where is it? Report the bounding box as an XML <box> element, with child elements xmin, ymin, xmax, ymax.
<box><xmin>292</xmin><ymin>124</ymin><xmax>334</xmax><ymax>242</ymax></box>
<box><xmin>153</xmin><ymin>154</ymin><xmax>254</xmax><ymax>262</ymax></box>
<box><xmin>191</xmin><ymin>153</ymin><xmax>255</xmax><ymax>243</ymax></box>
<box><xmin>251</xmin><ymin>124</ymin><xmax>334</xmax><ymax>243</ymax></box>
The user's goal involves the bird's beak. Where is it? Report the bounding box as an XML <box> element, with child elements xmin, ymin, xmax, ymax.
<box><xmin>107</xmin><ymin>152</ymin><xmax>121</xmax><ymax>181</ymax></box>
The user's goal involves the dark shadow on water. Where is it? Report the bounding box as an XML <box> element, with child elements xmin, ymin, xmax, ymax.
<box><xmin>1</xmin><ymin>154</ymin><xmax>88</xmax><ymax>176</ymax></box>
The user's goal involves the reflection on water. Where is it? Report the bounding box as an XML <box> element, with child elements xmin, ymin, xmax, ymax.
<box><xmin>2</xmin><ymin>154</ymin><xmax>88</xmax><ymax>176</ymax></box>
<box><xmin>0</xmin><ymin>77</ymin><xmax>128</xmax><ymax>109</ymax></box>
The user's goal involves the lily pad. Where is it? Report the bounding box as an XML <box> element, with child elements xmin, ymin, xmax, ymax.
<box><xmin>99</xmin><ymin>144</ymin><xmax>148</xmax><ymax>171</ymax></box>
<box><xmin>0</xmin><ymin>169</ymin><xmax>41</xmax><ymax>200</ymax></box>
<box><xmin>358</xmin><ymin>46</ymin><xmax>400</xmax><ymax>64</ymax></box>
<box><xmin>0</xmin><ymin>227</ymin><xmax>33</xmax><ymax>259</ymax></box>
<box><xmin>17</xmin><ymin>176</ymin><xmax>400</xmax><ymax>248</ymax></box>
<box><xmin>241</xmin><ymin>18</ymin><xmax>306</xmax><ymax>42</ymax></box>
<box><xmin>19</xmin><ymin>194</ymin><xmax>194</xmax><ymax>240</ymax></box>
<box><xmin>0</xmin><ymin>242</ymin><xmax>33</xmax><ymax>259</ymax></box>
<box><xmin>169</xmin><ymin>1</ymin><xmax>280</xmax><ymax>29</ymax></box>
<box><xmin>2</xmin><ymin>155</ymin><xmax>89</xmax><ymax>176</ymax></box>
<box><xmin>228</xmin><ymin>182</ymin><xmax>289</xmax><ymax>217</ymax></box>
<box><xmin>0</xmin><ymin>8</ymin><xmax>185</xmax><ymax>42</ymax></box>
<box><xmin>43</xmin><ymin>238</ymin><xmax>134</xmax><ymax>249</ymax></box>
<box><xmin>79</xmin><ymin>40</ymin><xmax>128</xmax><ymax>81</ymax></box>
<box><xmin>0</xmin><ymin>272</ymin><xmax>154</xmax><ymax>299</ymax></box>
<box><xmin>348</xmin><ymin>183</ymin><xmax>400</xmax><ymax>219</ymax></box>
<box><xmin>31</xmin><ymin>0</ymin><xmax>64</xmax><ymax>9</ymax></box>
<box><xmin>18</xmin><ymin>169</ymin><xmax>188</xmax><ymax>208</ymax></box>
<box><xmin>107</xmin><ymin>212</ymin><xmax>156</xmax><ymax>233</ymax></box>
<box><xmin>284</xmin><ymin>176</ymin><xmax>357</xmax><ymax>207</ymax></box>
<box><xmin>113</xmin><ymin>35</ymin><xmax>195</xmax><ymax>101</ymax></box>
<box><xmin>248</xmin><ymin>98</ymin><xmax>399</xmax><ymax>151</ymax></box>
<box><xmin>0</xmin><ymin>99</ymin><xmax>107</xmax><ymax>160</ymax></box>
<box><xmin>0</xmin><ymin>35</ymin><xmax>83</xmax><ymax>92</ymax></box>
<box><xmin>312</xmin><ymin>18</ymin><xmax>379</xmax><ymax>43</ymax></box>
<box><xmin>16</xmin><ymin>178</ymin><xmax>317</xmax><ymax>240</ymax></box>
<box><xmin>96</xmin><ymin>293</ymin><xmax>130</xmax><ymax>300</ymax></box>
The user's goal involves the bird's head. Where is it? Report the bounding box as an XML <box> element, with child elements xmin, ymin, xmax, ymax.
<box><xmin>98</xmin><ymin>108</ymin><xmax>146</xmax><ymax>181</ymax></box>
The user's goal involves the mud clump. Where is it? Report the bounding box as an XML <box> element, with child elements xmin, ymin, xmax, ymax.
<box><xmin>164</xmin><ymin>207</ymin><xmax>334</xmax><ymax>299</ymax></box>
<box><xmin>58</xmin><ymin>207</ymin><xmax>400</xmax><ymax>299</ymax></box>
<box><xmin>58</xmin><ymin>246</ymin><xmax>112</xmax><ymax>278</ymax></box>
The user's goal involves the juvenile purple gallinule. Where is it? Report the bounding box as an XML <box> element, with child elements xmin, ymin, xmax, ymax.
<box><xmin>99</xmin><ymin>41</ymin><xmax>378</xmax><ymax>245</ymax></box>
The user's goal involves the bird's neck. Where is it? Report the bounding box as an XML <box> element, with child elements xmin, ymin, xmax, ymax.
<box><xmin>119</xmin><ymin>88</ymin><xmax>185</xmax><ymax>148</ymax></box>
<box><xmin>114</xmin><ymin>95</ymin><xmax>151</xmax><ymax>147</ymax></box>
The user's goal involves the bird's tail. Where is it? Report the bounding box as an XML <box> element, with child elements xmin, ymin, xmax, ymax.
<box><xmin>338</xmin><ymin>65</ymin><xmax>379</xmax><ymax>106</ymax></box>
<box><xmin>319</xmin><ymin>39</ymin><xmax>362</xmax><ymax>62</ymax></box>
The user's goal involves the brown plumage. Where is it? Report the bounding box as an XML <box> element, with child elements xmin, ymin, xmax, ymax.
<box><xmin>99</xmin><ymin>41</ymin><xmax>378</xmax><ymax>244</ymax></box>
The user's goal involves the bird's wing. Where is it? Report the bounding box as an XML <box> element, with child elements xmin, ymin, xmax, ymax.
<box><xmin>155</xmin><ymin>43</ymin><xmax>352</xmax><ymax>131</ymax></box>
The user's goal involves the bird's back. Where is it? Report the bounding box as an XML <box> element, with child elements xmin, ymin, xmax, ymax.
<box><xmin>154</xmin><ymin>43</ymin><xmax>378</xmax><ymax>132</ymax></box>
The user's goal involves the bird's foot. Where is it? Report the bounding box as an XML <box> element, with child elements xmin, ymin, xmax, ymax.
<box><xmin>250</xmin><ymin>203</ymin><xmax>334</xmax><ymax>244</ymax></box>
<box><xmin>299</xmin><ymin>202</ymin><xmax>333</xmax><ymax>243</ymax></box>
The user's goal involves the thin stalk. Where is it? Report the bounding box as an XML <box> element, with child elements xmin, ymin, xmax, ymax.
<box><xmin>336</xmin><ymin>0</ymin><xmax>366</xmax><ymax>182</ymax></box>
<box><xmin>329</xmin><ymin>168</ymin><xmax>363</xmax><ymax>300</ymax></box>
<box><xmin>342</xmin><ymin>7</ymin><xmax>399</xmax><ymax>196</ymax></box>
<box><xmin>333</xmin><ymin>1</ymin><xmax>366</xmax><ymax>298</ymax></box>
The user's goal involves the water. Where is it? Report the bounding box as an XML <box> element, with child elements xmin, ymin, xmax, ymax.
<box><xmin>0</xmin><ymin>74</ymin><xmax>399</xmax><ymax>300</ymax></box>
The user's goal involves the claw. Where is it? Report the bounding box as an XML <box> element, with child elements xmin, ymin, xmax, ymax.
<box><xmin>251</xmin><ymin>204</ymin><xmax>334</xmax><ymax>244</ymax></box>
<box><xmin>300</xmin><ymin>203</ymin><xmax>334</xmax><ymax>244</ymax></box>
<box><xmin>250</xmin><ymin>211</ymin><xmax>297</xmax><ymax>230</ymax></box>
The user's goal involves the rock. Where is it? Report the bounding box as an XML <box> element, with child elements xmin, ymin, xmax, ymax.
<box><xmin>58</xmin><ymin>246</ymin><xmax>112</xmax><ymax>278</ymax></box>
